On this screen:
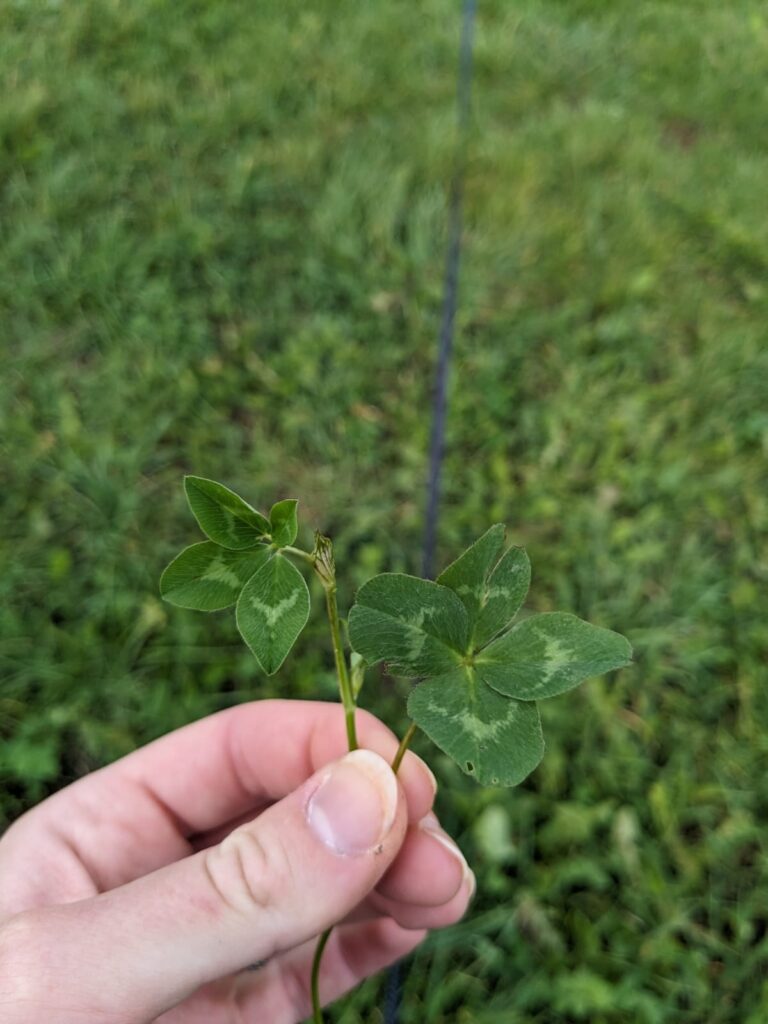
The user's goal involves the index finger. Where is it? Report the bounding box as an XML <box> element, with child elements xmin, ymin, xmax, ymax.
<box><xmin>121</xmin><ymin>699</ymin><xmax>434</xmax><ymax>830</ymax></box>
<box><xmin>0</xmin><ymin>701</ymin><xmax>435</xmax><ymax>905</ymax></box>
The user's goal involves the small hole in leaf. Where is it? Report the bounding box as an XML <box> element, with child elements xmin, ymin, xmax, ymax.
<box><xmin>465</xmin><ymin>761</ymin><xmax>474</xmax><ymax>773</ymax></box>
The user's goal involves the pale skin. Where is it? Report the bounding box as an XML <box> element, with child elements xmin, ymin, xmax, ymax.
<box><xmin>0</xmin><ymin>700</ymin><xmax>474</xmax><ymax>1023</ymax></box>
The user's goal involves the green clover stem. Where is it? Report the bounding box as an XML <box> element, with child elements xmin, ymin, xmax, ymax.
<box><xmin>310</xmin><ymin>533</ymin><xmax>358</xmax><ymax>752</ymax></box>
<box><xmin>283</xmin><ymin>540</ymin><xmax>358</xmax><ymax>751</ymax></box>
<box><xmin>391</xmin><ymin>720</ymin><xmax>418</xmax><ymax>774</ymax></box>
<box><xmin>294</xmin><ymin>534</ymin><xmax>420</xmax><ymax>1023</ymax></box>
<box><xmin>310</xmin><ymin>928</ymin><xmax>332</xmax><ymax>1024</ymax></box>
<box><xmin>282</xmin><ymin>545</ymin><xmax>315</xmax><ymax>565</ymax></box>
<box><xmin>322</xmin><ymin>579</ymin><xmax>358</xmax><ymax>751</ymax></box>
<box><xmin>309</xmin><ymin>722</ymin><xmax>420</xmax><ymax>1023</ymax></box>
<box><xmin>307</xmin><ymin>532</ymin><xmax>358</xmax><ymax>1024</ymax></box>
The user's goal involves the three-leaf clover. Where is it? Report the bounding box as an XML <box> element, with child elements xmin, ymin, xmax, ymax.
<box><xmin>160</xmin><ymin>477</ymin><xmax>309</xmax><ymax>674</ymax></box>
<box><xmin>348</xmin><ymin>525</ymin><xmax>632</xmax><ymax>786</ymax></box>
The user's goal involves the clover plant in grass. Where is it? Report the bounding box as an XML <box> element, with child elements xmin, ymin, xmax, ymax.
<box><xmin>161</xmin><ymin>476</ymin><xmax>632</xmax><ymax>1023</ymax></box>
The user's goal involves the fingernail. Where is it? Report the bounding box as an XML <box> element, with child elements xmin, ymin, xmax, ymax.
<box><xmin>420</xmin><ymin>813</ymin><xmax>476</xmax><ymax>898</ymax></box>
<box><xmin>307</xmin><ymin>750</ymin><xmax>398</xmax><ymax>856</ymax></box>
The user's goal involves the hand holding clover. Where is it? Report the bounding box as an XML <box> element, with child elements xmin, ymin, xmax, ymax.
<box><xmin>161</xmin><ymin>477</ymin><xmax>632</xmax><ymax>1022</ymax></box>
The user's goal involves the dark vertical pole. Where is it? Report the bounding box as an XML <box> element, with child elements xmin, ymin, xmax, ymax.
<box><xmin>385</xmin><ymin>4</ymin><xmax>477</xmax><ymax>1023</ymax></box>
<box><xmin>421</xmin><ymin>0</ymin><xmax>477</xmax><ymax>581</ymax></box>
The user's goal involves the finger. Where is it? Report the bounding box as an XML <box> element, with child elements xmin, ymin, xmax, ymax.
<box><xmin>0</xmin><ymin>701</ymin><xmax>435</xmax><ymax>911</ymax></box>
<box><xmin>0</xmin><ymin>750</ymin><xmax>409</xmax><ymax>1024</ymax></box>
<box><xmin>155</xmin><ymin>918</ymin><xmax>427</xmax><ymax>1024</ymax></box>
<box><xmin>229</xmin><ymin>918</ymin><xmax>427</xmax><ymax>1023</ymax></box>
<box><xmin>375</xmin><ymin>813</ymin><xmax>473</xmax><ymax>908</ymax></box>
<box><xmin>369</xmin><ymin>871</ymin><xmax>475</xmax><ymax>931</ymax></box>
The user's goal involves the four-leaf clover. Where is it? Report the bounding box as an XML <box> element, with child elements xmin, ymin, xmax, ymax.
<box><xmin>348</xmin><ymin>525</ymin><xmax>632</xmax><ymax>786</ymax></box>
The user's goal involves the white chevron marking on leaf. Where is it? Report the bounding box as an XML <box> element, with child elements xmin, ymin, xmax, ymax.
<box><xmin>248</xmin><ymin>589</ymin><xmax>301</xmax><ymax>627</ymax></box>
<box><xmin>203</xmin><ymin>559</ymin><xmax>242</xmax><ymax>589</ymax></box>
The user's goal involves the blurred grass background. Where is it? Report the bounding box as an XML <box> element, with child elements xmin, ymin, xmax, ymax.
<box><xmin>2</xmin><ymin>0</ymin><xmax>768</xmax><ymax>1020</ymax></box>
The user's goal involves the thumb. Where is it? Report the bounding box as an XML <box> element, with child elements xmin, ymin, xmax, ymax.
<box><xmin>2</xmin><ymin>749</ymin><xmax>405</xmax><ymax>1023</ymax></box>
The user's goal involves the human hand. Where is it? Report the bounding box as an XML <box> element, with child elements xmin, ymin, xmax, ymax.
<box><xmin>0</xmin><ymin>700</ymin><xmax>474</xmax><ymax>1023</ymax></box>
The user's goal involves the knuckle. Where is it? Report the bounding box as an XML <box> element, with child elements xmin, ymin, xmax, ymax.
<box><xmin>203</xmin><ymin>824</ymin><xmax>292</xmax><ymax>920</ymax></box>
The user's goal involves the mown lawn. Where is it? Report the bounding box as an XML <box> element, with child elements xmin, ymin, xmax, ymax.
<box><xmin>2</xmin><ymin>1</ymin><xmax>767</xmax><ymax>1020</ymax></box>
